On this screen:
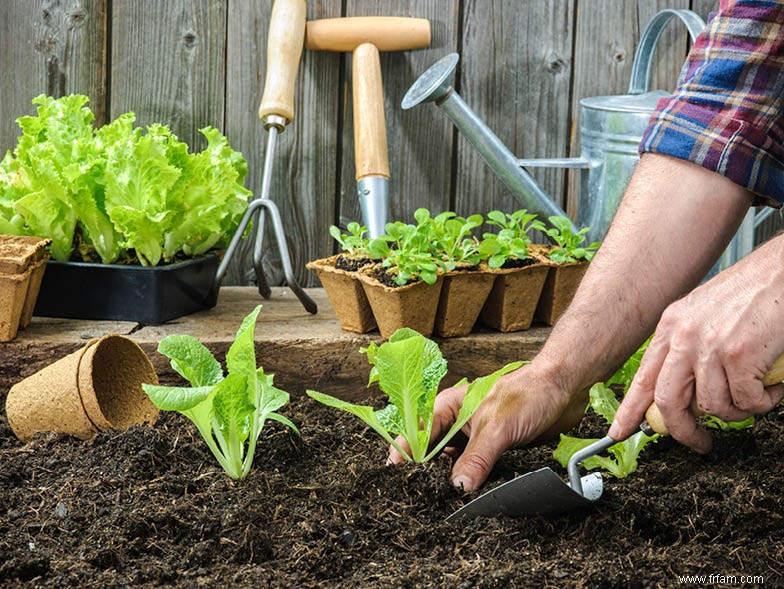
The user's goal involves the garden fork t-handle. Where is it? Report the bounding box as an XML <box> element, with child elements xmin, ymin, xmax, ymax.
<box><xmin>305</xmin><ymin>16</ymin><xmax>430</xmax><ymax>237</ymax></box>
<box><xmin>642</xmin><ymin>351</ymin><xmax>784</xmax><ymax>436</ymax></box>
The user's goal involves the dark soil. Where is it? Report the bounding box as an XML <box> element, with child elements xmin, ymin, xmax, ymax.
<box><xmin>1</xmin><ymin>391</ymin><xmax>782</xmax><ymax>588</ymax></box>
<box><xmin>334</xmin><ymin>255</ymin><xmax>374</xmax><ymax>273</ymax></box>
<box><xmin>372</xmin><ymin>266</ymin><xmax>406</xmax><ymax>289</ymax></box>
<box><xmin>501</xmin><ymin>256</ymin><xmax>537</xmax><ymax>270</ymax></box>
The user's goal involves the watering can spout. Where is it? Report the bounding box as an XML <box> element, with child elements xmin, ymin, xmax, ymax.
<box><xmin>402</xmin><ymin>53</ymin><xmax>576</xmax><ymax>231</ymax></box>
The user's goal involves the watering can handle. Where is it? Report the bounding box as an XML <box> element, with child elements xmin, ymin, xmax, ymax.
<box><xmin>627</xmin><ymin>9</ymin><xmax>706</xmax><ymax>95</ymax></box>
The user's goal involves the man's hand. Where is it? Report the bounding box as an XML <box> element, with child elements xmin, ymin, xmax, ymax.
<box><xmin>610</xmin><ymin>235</ymin><xmax>784</xmax><ymax>452</ymax></box>
<box><xmin>384</xmin><ymin>154</ymin><xmax>753</xmax><ymax>493</ymax></box>
<box><xmin>387</xmin><ymin>363</ymin><xmax>587</xmax><ymax>492</ymax></box>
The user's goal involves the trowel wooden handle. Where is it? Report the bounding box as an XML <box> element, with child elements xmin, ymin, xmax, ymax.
<box><xmin>353</xmin><ymin>43</ymin><xmax>389</xmax><ymax>181</ymax></box>
<box><xmin>259</xmin><ymin>0</ymin><xmax>307</xmax><ymax>124</ymax></box>
<box><xmin>644</xmin><ymin>351</ymin><xmax>784</xmax><ymax>435</ymax></box>
<box><xmin>305</xmin><ymin>17</ymin><xmax>430</xmax><ymax>52</ymax></box>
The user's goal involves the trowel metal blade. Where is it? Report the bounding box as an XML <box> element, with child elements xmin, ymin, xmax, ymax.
<box><xmin>446</xmin><ymin>467</ymin><xmax>603</xmax><ymax>522</ymax></box>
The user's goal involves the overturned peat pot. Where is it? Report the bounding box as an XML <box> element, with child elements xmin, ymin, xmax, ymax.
<box><xmin>1</xmin><ymin>395</ymin><xmax>782</xmax><ymax>587</ymax></box>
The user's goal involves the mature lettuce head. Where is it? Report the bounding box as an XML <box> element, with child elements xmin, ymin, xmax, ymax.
<box><xmin>0</xmin><ymin>94</ymin><xmax>250</xmax><ymax>265</ymax></box>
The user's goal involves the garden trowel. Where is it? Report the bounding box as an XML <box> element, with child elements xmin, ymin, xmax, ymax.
<box><xmin>447</xmin><ymin>351</ymin><xmax>784</xmax><ymax>522</ymax></box>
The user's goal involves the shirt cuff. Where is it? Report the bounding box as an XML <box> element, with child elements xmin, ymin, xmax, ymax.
<box><xmin>640</xmin><ymin>95</ymin><xmax>784</xmax><ymax>206</ymax></box>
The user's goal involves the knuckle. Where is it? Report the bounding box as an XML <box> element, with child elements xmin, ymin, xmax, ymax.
<box><xmin>633</xmin><ymin>369</ymin><xmax>657</xmax><ymax>392</ymax></box>
<box><xmin>658</xmin><ymin>306</ymin><xmax>681</xmax><ymax>331</ymax></box>
<box><xmin>458</xmin><ymin>452</ymin><xmax>493</xmax><ymax>476</ymax></box>
<box><xmin>723</xmin><ymin>343</ymin><xmax>746</xmax><ymax>364</ymax></box>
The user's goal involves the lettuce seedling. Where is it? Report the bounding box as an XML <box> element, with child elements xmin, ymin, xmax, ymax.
<box><xmin>543</xmin><ymin>216</ymin><xmax>601</xmax><ymax>263</ymax></box>
<box><xmin>554</xmin><ymin>340</ymin><xmax>658</xmax><ymax>478</ymax></box>
<box><xmin>553</xmin><ymin>337</ymin><xmax>754</xmax><ymax>477</ymax></box>
<box><xmin>478</xmin><ymin>209</ymin><xmax>544</xmax><ymax>269</ymax></box>
<box><xmin>553</xmin><ymin>383</ymin><xmax>659</xmax><ymax>478</ymax></box>
<box><xmin>425</xmin><ymin>209</ymin><xmax>484</xmax><ymax>270</ymax></box>
<box><xmin>368</xmin><ymin>220</ymin><xmax>443</xmax><ymax>285</ymax></box>
<box><xmin>142</xmin><ymin>305</ymin><xmax>297</xmax><ymax>480</ymax></box>
<box><xmin>307</xmin><ymin>328</ymin><xmax>521</xmax><ymax>462</ymax></box>
<box><xmin>329</xmin><ymin>221</ymin><xmax>374</xmax><ymax>257</ymax></box>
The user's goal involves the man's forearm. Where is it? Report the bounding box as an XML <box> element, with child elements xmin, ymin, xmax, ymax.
<box><xmin>535</xmin><ymin>153</ymin><xmax>753</xmax><ymax>394</ymax></box>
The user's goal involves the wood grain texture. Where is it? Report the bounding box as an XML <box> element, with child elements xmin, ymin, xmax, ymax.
<box><xmin>455</xmin><ymin>0</ymin><xmax>575</xmax><ymax>220</ymax></box>
<box><xmin>109</xmin><ymin>0</ymin><xmax>226</xmax><ymax>151</ymax></box>
<box><xmin>223</xmin><ymin>0</ymin><xmax>341</xmax><ymax>287</ymax></box>
<box><xmin>0</xmin><ymin>287</ymin><xmax>551</xmax><ymax>401</ymax></box>
<box><xmin>690</xmin><ymin>0</ymin><xmax>720</xmax><ymax>21</ymax></box>
<box><xmin>338</xmin><ymin>0</ymin><xmax>460</xmax><ymax>229</ymax></box>
<box><xmin>566</xmin><ymin>0</ymin><xmax>691</xmax><ymax>219</ymax></box>
<box><xmin>0</xmin><ymin>0</ymin><xmax>107</xmax><ymax>154</ymax></box>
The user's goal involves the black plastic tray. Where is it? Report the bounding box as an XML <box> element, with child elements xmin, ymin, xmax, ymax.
<box><xmin>34</xmin><ymin>254</ymin><xmax>220</xmax><ymax>323</ymax></box>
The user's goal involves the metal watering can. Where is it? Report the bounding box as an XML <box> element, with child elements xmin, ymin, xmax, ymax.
<box><xmin>403</xmin><ymin>9</ymin><xmax>762</xmax><ymax>268</ymax></box>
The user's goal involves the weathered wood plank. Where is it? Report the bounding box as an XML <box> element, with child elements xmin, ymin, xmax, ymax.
<box><xmin>690</xmin><ymin>0</ymin><xmax>720</xmax><ymax>21</ymax></box>
<box><xmin>223</xmin><ymin>0</ymin><xmax>342</xmax><ymax>287</ymax></box>
<box><xmin>109</xmin><ymin>0</ymin><xmax>226</xmax><ymax>151</ymax></box>
<box><xmin>455</xmin><ymin>0</ymin><xmax>575</xmax><ymax>220</ymax></box>
<box><xmin>0</xmin><ymin>0</ymin><xmax>107</xmax><ymax>154</ymax></box>
<box><xmin>337</xmin><ymin>1</ymin><xmax>460</xmax><ymax>228</ymax></box>
<box><xmin>0</xmin><ymin>287</ymin><xmax>551</xmax><ymax>401</ymax></box>
<box><xmin>566</xmin><ymin>0</ymin><xmax>690</xmax><ymax>219</ymax></box>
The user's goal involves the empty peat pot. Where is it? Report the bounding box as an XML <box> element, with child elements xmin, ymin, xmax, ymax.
<box><xmin>5</xmin><ymin>335</ymin><xmax>159</xmax><ymax>441</ymax></box>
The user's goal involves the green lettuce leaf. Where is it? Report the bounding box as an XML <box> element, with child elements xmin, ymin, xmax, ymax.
<box><xmin>143</xmin><ymin>306</ymin><xmax>296</xmax><ymax>480</ymax></box>
<box><xmin>0</xmin><ymin>94</ymin><xmax>249</xmax><ymax>265</ymax></box>
<box><xmin>309</xmin><ymin>328</ymin><xmax>522</xmax><ymax>463</ymax></box>
<box><xmin>157</xmin><ymin>334</ymin><xmax>224</xmax><ymax>387</ymax></box>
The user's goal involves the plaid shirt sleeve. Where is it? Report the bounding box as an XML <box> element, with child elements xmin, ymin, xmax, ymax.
<box><xmin>639</xmin><ymin>0</ymin><xmax>784</xmax><ymax>204</ymax></box>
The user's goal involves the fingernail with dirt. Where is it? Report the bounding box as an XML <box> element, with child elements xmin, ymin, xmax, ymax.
<box><xmin>452</xmin><ymin>475</ymin><xmax>474</xmax><ymax>492</ymax></box>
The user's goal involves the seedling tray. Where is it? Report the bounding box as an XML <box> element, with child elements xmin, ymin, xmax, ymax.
<box><xmin>34</xmin><ymin>254</ymin><xmax>219</xmax><ymax>323</ymax></box>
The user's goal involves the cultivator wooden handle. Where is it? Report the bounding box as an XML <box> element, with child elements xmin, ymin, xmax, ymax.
<box><xmin>644</xmin><ymin>351</ymin><xmax>784</xmax><ymax>435</ymax></box>
<box><xmin>259</xmin><ymin>0</ymin><xmax>307</xmax><ymax>124</ymax></box>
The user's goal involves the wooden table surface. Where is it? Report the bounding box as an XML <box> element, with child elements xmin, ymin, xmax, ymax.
<box><xmin>1</xmin><ymin>287</ymin><xmax>551</xmax><ymax>400</ymax></box>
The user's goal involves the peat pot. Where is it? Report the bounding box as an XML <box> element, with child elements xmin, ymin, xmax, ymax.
<box><xmin>358</xmin><ymin>266</ymin><xmax>443</xmax><ymax>339</ymax></box>
<box><xmin>480</xmin><ymin>255</ymin><xmax>550</xmax><ymax>333</ymax></box>
<box><xmin>307</xmin><ymin>255</ymin><xmax>376</xmax><ymax>334</ymax></box>
<box><xmin>434</xmin><ymin>268</ymin><xmax>495</xmax><ymax>338</ymax></box>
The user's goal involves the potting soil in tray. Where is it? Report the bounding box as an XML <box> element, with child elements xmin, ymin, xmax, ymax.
<box><xmin>1</xmin><ymin>392</ymin><xmax>782</xmax><ymax>587</ymax></box>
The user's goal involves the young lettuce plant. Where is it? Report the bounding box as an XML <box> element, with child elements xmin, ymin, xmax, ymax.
<box><xmin>0</xmin><ymin>94</ymin><xmax>249</xmax><ymax>265</ymax></box>
<box><xmin>329</xmin><ymin>221</ymin><xmax>373</xmax><ymax>257</ymax></box>
<box><xmin>427</xmin><ymin>210</ymin><xmax>484</xmax><ymax>270</ymax></box>
<box><xmin>553</xmin><ymin>382</ymin><xmax>660</xmax><ymax>478</ymax></box>
<box><xmin>478</xmin><ymin>209</ymin><xmax>544</xmax><ymax>269</ymax></box>
<box><xmin>142</xmin><ymin>305</ymin><xmax>297</xmax><ymax>480</ymax></box>
<box><xmin>554</xmin><ymin>340</ymin><xmax>658</xmax><ymax>478</ymax></box>
<box><xmin>544</xmin><ymin>216</ymin><xmax>601</xmax><ymax>263</ymax></box>
<box><xmin>368</xmin><ymin>220</ymin><xmax>442</xmax><ymax>286</ymax></box>
<box><xmin>307</xmin><ymin>328</ymin><xmax>522</xmax><ymax>462</ymax></box>
<box><xmin>553</xmin><ymin>337</ymin><xmax>755</xmax><ymax>477</ymax></box>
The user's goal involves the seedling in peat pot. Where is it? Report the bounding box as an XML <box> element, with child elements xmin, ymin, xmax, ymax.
<box><xmin>478</xmin><ymin>209</ymin><xmax>544</xmax><ymax>269</ymax></box>
<box><xmin>543</xmin><ymin>216</ymin><xmax>601</xmax><ymax>263</ymax></box>
<box><xmin>368</xmin><ymin>221</ymin><xmax>443</xmax><ymax>286</ymax></box>
<box><xmin>142</xmin><ymin>305</ymin><xmax>297</xmax><ymax>480</ymax></box>
<box><xmin>418</xmin><ymin>208</ymin><xmax>484</xmax><ymax>271</ymax></box>
<box><xmin>307</xmin><ymin>328</ymin><xmax>521</xmax><ymax>462</ymax></box>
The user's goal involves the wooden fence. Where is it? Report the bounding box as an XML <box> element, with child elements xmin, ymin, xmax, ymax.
<box><xmin>3</xmin><ymin>0</ymin><xmax>745</xmax><ymax>288</ymax></box>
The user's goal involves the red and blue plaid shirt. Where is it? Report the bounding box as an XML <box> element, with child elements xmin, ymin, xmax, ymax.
<box><xmin>640</xmin><ymin>0</ymin><xmax>784</xmax><ymax>203</ymax></box>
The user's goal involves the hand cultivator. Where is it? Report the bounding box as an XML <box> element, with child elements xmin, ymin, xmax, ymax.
<box><xmin>215</xmin><ymin>0</ymin><xmax>316</xmax><ymax>314</ymax></box>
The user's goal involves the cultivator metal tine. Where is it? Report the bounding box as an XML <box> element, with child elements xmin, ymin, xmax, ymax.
<box><xmin>215</xmin><ymin>199</ymin><xmax>317</xmax><ymax>315</ymax></box>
